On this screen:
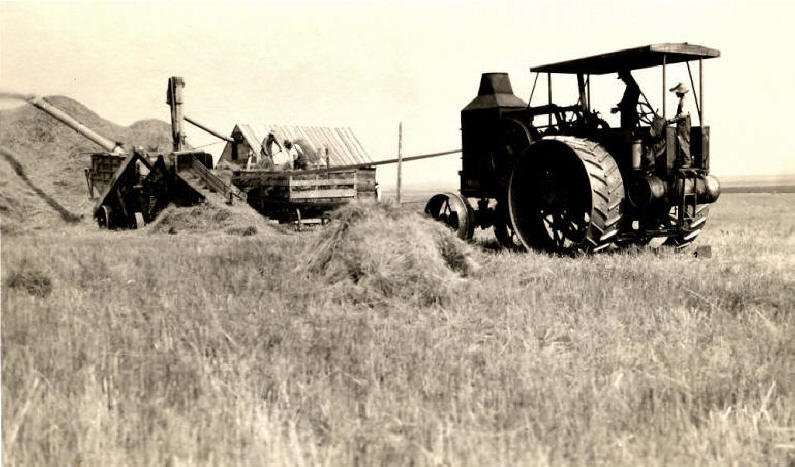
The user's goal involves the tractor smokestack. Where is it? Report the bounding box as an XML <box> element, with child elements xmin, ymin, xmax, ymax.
<box><xmin>477</xmin><ymin>73</ymin><xmax>516</xmax><ymax>96</ymax></box>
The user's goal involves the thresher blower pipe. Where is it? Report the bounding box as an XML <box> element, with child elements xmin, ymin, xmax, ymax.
<box><xmin>25</xmin><ymin>96</ymin><xmax>126</xmax><ymax>154</ymax></box>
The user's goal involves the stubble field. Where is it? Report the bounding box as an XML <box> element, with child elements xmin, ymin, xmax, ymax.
<box><xmin>2</xmin><ymin>193</ymin><xmax>793</xmax><ymax>465</ymax></box>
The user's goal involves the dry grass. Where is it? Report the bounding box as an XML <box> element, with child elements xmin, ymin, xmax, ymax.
<box><xmin>2</xmin><ymin>194</ymin><xmax>793</xmax><ymax>465</ymax></box>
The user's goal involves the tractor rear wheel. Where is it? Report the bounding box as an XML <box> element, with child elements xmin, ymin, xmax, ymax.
<box><xmin>664</xmin><ymin>204</ymin><xmax>710</xmax><ymax>248</ymax></box>
<box><xmin>508</xmin><ymin>137</ymin><xmax>624</xmax><ymax>254</ymax></box>
<box><xmin>424</xmin><ymin>192</ymin><xmax>475</xmax><ymax>240</ymax></box>
<box><xmin>493</xmin><ymin>202</ymin><xmax>522</xmax><ymax>250</ymax></box>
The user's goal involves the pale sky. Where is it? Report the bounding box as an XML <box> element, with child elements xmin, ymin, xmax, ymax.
<box><xmin>2</xmin><ymin>0</ymin><xmax>794</xmax><ymax>188</ymax></box>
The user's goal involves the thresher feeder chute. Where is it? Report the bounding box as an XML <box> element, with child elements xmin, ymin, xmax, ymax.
<box><xmin>425</xmin><ymin>43</ymin><xmax>721</xmax><ymax>254</ymax></box>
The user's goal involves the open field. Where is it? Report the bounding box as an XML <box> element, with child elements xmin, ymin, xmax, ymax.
<box><xmin>2</xmin><ymin>193</ymin><xmax>794</xmax><ymax>465</ymax></box>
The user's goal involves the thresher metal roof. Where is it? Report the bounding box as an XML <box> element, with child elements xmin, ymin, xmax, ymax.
<box><xmin>530</xmin><ymin>43</ymin><xmax>720</xmax><ymax>75</ymax></box>
<box><xmin>265</xmin><ymin>124</ymin><xmax>372</xmax><ymax>165</ymax></box>
<box><xmin>230</xmin><ymin>124</ymin><xmax>372</xmax><ymax>166</ymax></box>
<box><xmin>233</xmin><ymin>124</ymin><xmax>264</xmax><ymax>156</ymax></box>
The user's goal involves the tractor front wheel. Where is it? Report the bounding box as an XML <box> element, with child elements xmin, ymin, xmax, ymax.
<box><xmin>424</xmin><ymin>192</ymin><xmax>475</xmax><ymax>240</ymax></box>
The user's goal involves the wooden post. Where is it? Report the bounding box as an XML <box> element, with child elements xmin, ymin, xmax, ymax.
<box><xmin>167</xmin><ymin>76</ymin><xmax>186</xmax><ymax>152</ymax></box>
<box><xmin>396</xmin><ymin>122</ymin><xmax>403</xmax><ymax>204</ymax></box>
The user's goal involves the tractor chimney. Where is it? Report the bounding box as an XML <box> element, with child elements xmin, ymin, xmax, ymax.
<box><xmin>477</xmin><ymin>73</ymin><xmax>515</xmax><ymax>96</ymax></box>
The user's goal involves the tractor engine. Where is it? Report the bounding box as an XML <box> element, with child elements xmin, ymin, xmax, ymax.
<box><xmin>460</xmin><ymin>73</ymin><xmax>529</xmax><ymax>200</ymax></box>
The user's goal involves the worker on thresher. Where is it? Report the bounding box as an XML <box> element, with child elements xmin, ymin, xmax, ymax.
<box><xmin>263</xmin><ymin>132</ymin><xmax>292</xmax><ymax>170</ymax></box>
<box><xmin>246</xmin><ymin>145</ymin><xmax>266</xmax><ymax>170</ymax></box>
<box><xmin>667</xmin><ymin>83</ymin><xmax>692</xmax><ymax>169</ymax></box>
<box><xmin>284</xmin><ymin>140</ymin><xmax>302</xmax><ymax>170</ymax></box>
<box><xmin>611</xmin><ymin>70</ymin><xmax>641</xmax><ymax>129</ymax></box>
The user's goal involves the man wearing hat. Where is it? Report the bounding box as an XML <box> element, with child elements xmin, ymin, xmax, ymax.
<box><xmin>611</xmin><ymin>70</ymin><xmax>641</xmax><ymax>129</ymax></box>
<box><xmin>667</xmin><ymin>82</ymin><xmax>691</xmax><ymax>169</ymax></box>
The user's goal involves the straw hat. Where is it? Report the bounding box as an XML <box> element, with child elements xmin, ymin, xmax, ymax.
<box><xmin>669</xmin><ymin>82</ymin><xmax>689</xmax><ymax>94</ymax></box>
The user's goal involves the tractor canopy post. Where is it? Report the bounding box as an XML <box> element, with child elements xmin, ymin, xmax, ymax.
<box><xmin>662</xmin><ymin>55</ymin><xmax>667</xmax><ymax>119</ymax></box>
<box><xmin>699</xmin><ymin>58</ymin><xmax>704</xmax><ymax>125</ymax></box>
<box><xmin>547</xmin><ymin>73</ymin><xmax>552</xmax><ymax>127</ymax></box>
<box><xmin>686</xmin><ymin>61</ymin><xmax>702</xmax><ymax>124</ymax></box>
<box><xmin>577</xmin><ymin>73</ymin><xmax>588</xmax><ymax>112</ymax></box>
<box><xmin>586</xmin><ymin>74</ymin><xmax>591</xmax><ymax>111</ymax></box>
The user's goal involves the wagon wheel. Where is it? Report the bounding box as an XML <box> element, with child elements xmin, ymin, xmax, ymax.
<box><xmin>424</xmin><ymin>192</ymin><xmax>475</xmax><ymax>240</ymax></box>
<box><xmin>508</xmin><ymin>137</ymin><xmax>624</xmax><ymax>254</ymax></box>
<box><xmin>97</xmin><ymin>205</ymin><xmax>112</xmax><ymax>229</ymax></box>
<box><xmin>664</xmin><ymin>204</ymin><xmax>710</xmax><ymax>248</ymax></box>
<box><xmin>493</xmin><ymin>202</ymin><xmax>523</xmax><ymax>250</ymax></box>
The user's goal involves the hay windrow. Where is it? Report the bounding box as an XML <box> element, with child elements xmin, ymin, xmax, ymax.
<box><xmin>304</xmin><ymin>201</ymin><xmax>478</xmax><ymax>304</ymax></box>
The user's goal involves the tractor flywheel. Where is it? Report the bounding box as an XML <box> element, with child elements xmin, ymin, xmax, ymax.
<box><xmin>508</xmin><ymin>137</ymin><xmax>624</xmax><ymax>254</ymax></box>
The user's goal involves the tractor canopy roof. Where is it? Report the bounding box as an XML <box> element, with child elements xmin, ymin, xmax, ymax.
<box><xmin>530</xmin><ymin>43</ymin><xmax>720</xmax><ymax>75</ymax></box>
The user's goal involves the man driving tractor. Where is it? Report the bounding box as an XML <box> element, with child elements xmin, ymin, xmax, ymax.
<box><xmin>611</xmin><ymin>69</ymin><xmax>641</xmax><ymax>129</ymax></box>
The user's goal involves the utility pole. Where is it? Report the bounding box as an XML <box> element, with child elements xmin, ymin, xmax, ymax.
<box><xmin>396</xmin><ymin>122</ymin><xmax>403</xmax><ymax>204</ymax></box>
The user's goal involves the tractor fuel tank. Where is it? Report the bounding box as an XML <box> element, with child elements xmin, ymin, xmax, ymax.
<box><xmin>628</xmin><ymin>173</ymin><xmax>720</xmax><ymax>208</ymax></box>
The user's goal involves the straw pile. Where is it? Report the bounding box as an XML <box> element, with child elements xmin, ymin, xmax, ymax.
<box><xmin>304</xmin><ymin>201</ymin><xmax>478</xmax><ymax>304</ymax></box>
<box><xmin>148</xmin><ymin>204</ymin><xmax>272</xmax><ymax>237</ymax></box>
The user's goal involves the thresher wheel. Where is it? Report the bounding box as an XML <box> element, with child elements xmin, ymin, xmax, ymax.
<box><xmin>508</xmin><ymin>137</ymin><xmax>624</xmax><ymax>254</ymax></box>
<box><xmin>664</xmin><ymin>204</ymin><xmax>710</xmax><ymax>248</ymax></box>
<box><xmin>97</xmin><ymin>205</ymin><xmax>112</xmax><ymax>229</ymax></box>
<box><xmin>424</xmin><ymin>192</ymin><xmax>475</xmax><ymax>240</ymax></box>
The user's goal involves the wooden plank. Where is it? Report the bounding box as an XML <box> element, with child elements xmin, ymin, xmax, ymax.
<box><xmin>289</xmin><ymin>188</ymin><xmax>357</xmax><ymax>200</ymax></box>
<box><xmin>356</xmin><ymin>168</ymin><xmax>376</xmax><ymax>179</ymax></box>
<box><xmin>290</xmin><ymin>178</ymin><xmax>357</xmax><ymax>187</ymax></box>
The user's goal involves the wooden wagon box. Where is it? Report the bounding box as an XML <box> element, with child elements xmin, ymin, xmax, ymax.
<box><xmin>231</xmin><ymin>167</ymin><xmax>376</xmax><ymax>222</ymax></box>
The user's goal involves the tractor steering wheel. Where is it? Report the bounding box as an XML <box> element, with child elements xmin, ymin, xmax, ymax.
<box><xmin>637</xmin><ymin>101</ymin><xmax>659</xmax><ymax>125</ymax></box>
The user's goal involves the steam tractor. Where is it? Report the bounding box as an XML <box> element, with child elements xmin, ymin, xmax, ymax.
<box><xmin>425</xmin><ymin>43</ymin><xmax>721</xmax><ymax>254</ymax></box>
